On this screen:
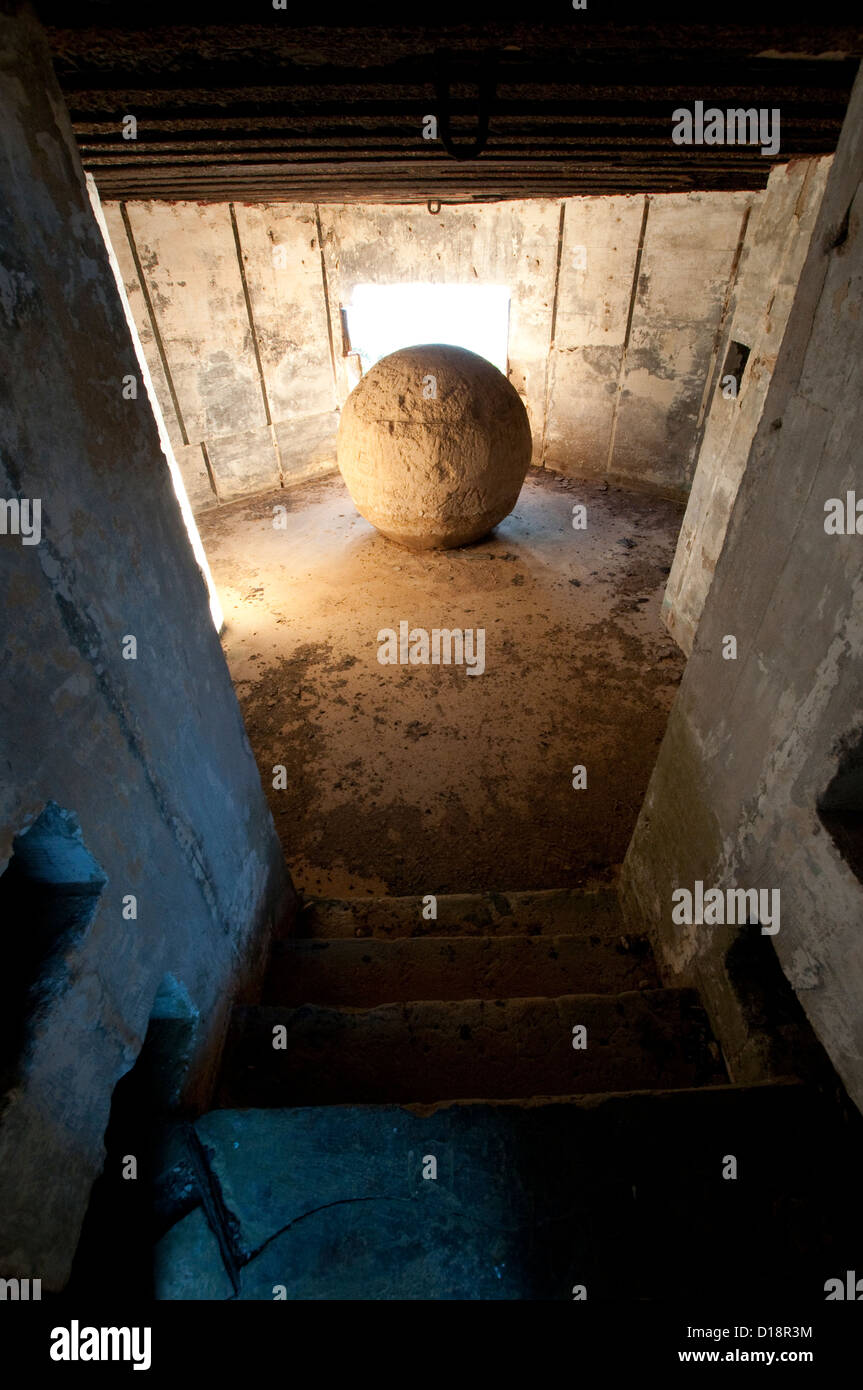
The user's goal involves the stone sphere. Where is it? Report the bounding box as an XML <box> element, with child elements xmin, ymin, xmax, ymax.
<box><xmin>336</xmin><ymin>344</ymin><xmax>533</xmax><ymax>550</ymax></box>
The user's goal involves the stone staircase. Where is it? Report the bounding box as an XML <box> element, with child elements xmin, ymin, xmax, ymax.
<box><xmin>219</xmin><ymin>890</ymin><xmax>723</xmax><ymax>1105</ymax></box>
<box><xmin>148</xmin><ymin>889</ymin><xmax>863</xmax><ymax>1300</ymax></box>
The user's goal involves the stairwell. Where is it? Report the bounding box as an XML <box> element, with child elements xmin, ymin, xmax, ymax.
<box><xmin>142</xmin><ymin>887</ymin><xmax>863</xmax><ymax>1300</ymax></box>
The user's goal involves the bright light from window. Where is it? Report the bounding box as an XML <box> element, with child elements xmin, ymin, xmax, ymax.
<box><xmin>346</xmin><ymin>283</ymin><xmax>511</xmax><ymax>375</ymax></box>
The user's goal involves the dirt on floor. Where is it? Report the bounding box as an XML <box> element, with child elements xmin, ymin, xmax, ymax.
<box><xmin>197</xmin><ymin>468</ymin><xmax>686</xmax><ymax>897</ymax></box>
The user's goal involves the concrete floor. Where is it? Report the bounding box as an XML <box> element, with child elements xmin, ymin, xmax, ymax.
<box><xmin>198</xmin><ymin>469</ymin><xmax>686</xmax><ymax>897</ymax></box>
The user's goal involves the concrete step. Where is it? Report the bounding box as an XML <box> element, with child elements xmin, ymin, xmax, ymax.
<box><xmin>294</xmin><ymin>886</ymin><xmax>623</xmax><ymax>940</ymax></box>
<box><xmin>155</xmin><ymin>1081</ymin><xmax>863</xmax><ymax>1300</ymax></box>
<box><xmin>263</xmin><ymin>932</ymin><xmax>659</xmax><ymax>1006</ymax></box>
<box><xmin>218</xmin><ymin>989</ymin><xmax>724</xmax><ymax>1106</ymax></box>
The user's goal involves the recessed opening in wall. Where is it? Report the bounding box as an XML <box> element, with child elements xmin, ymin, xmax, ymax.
<box><xmin>818</xmin><ymin>731</ymin><xmax>863</xmax><ymax>884</ymax></box>
<box><xmin>343</xmin><ymin>283</ymin><xmax>511</xmax><ymax>374</ymax></box>
<box><xmin>0</xmin><ymin>802</ymin><xmax>107</xmax><ymax>1098</ymax></box>
<box><xmin>721</xmin><ymin>339</ymin><xmax>751</xmax><ymax>399</ymax></box>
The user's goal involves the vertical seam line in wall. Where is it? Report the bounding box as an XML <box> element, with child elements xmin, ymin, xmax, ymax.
<box><xmin>314</xmin><ymin>205</ymin><xmax>339</xmax><ymax>406</ymax></box>
<box><xmin>692</xmin><ymin>202</ymin><xmax>753</xmax><ymax>454</ymax></box>
<box><xmin>120</xmin><ymin>202</ymin><xmax>191</xmax><ymax>451</ymax></box>
<box><xmin>605</xmin><ymin>194</ymin><xmax>650</xmax><ymax>478</ymax></box>
<box><xmin>540</xmin><ymin>200</ymin><xmax>567</xmax><ymax>468</ymax></box>
<box><xmin>229</xmin><ymin>205</ymin><xmax>272</xmax><ymax>428</ymax></box>
<box><xmin>199</xmin><ymin>441</ymin><xmax>219</xmax><ymax>501</ymax></box>
<box><xmin>229</xmin><ymin>204</ymin><xmax>282</xmax><ymax>486</ymax></box>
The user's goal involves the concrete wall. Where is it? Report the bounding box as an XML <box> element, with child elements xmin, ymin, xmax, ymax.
<box><xmin>106</xmin><ymin>191</ymin><xmax>765</xmax><ymax>511</ymax></box>
<box><xmin>663</xmin><ymin>157</ymin><xmax>833</xmax><ymax>654</ymax></box>
<box><xmin>546</xmin><ymin>192</ymin><xmax>754</xmax><ymax>496</ymax></box>
<box><xmin>103</xmin><ymin>201</ymin><xmax>339</xmax><ymax>508</ymax></box>
<box><xmin>0</xmin><ymin>5</ymin><xmax>292</xmax><ymax>1287</ymax></box>
<box><xmin>621</xmin><ymin>68</ymin><xmax>863</xmax><ymax>1113</ymax></box>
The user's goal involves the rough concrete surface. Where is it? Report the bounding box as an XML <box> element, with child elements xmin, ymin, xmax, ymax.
<box><xmin>296</xmin><ymin>887</ymin><xmax>625</xmax><ymax>938</ymax></box>
<box><xmin>105</xmin><ymin>192</ymin><xmax>758</xmax><ymax>510</ymax></box>
<box><xmin>264</xmin><ymin>932</ymin><xmax>659</xmax><ymax>1006</ymax></box>
<box><xmin>0</xmin><ymin>7</ymin><xmax>290</xmax><ymax>1288</ymax></box>
<box><xmin>103</xmin><ymin>199</ymin><xmax>339</xmax><ymax>506</ymax></box>
<box><xmin>197</xmin><ymin>468</ymin><xmax>686</xmax><ymax>896</ymax></box>
<box><xmin>155</xmin><ymin>1083</ymin><xmax>863</xmax><ymax>1300</ymax></box>
<box><xmin>663</xmin><ymin>157</ymin><xmax>832</xmax><ymax>653</ymax></box>
<box><xmin>220</xmin><ymin>990</ymin><xmax>723</xmax><ymax>1105</ymax></box>
<box><xmin>337</xmin><ymin>344</ymin><xmax>532</xmax><ymax>549</ymax></box>
<box><xmin>153</xmin><ymin>1206</ymin><xmax>234</xmax><ymax>1301</ymax></box>
<box><xmin>622</xmin><ymin>69</ymin><xmax>863</xmax><ymax>1112</ymax></box>
<box><xmin>611</xmin><ymin>191</ymin><xmax>753</xmax><ymax>496</ymax></box>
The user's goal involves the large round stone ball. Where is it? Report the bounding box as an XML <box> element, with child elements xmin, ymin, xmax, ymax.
<box><xmin>336</xmin><ymin>344</ymin><xmax>533</xmax><ymax>550</ymax></box>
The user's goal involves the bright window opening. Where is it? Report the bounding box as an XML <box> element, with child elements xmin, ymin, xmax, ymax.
<box><xmin>344</xmin><ymin>283</ymin><xmax>511</xmax><ymax>375</ymax></box>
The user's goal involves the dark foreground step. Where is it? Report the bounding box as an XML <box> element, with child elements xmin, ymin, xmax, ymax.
<box><xmin>218</xmin><ymin>989</ymin><xmax>724</xmax><ymax>1106</ymax></box>
<box><xmin>154</xmin><ymin>1081</ymin><xmax>863</xmax><ymax>1300</ymax></box>
<box><xmin>295</xmin><ymin>886</ymin><xmax>623</xmax><ymax>941</ymax></box>
<box><xmin>263</xmin><ymin>932</ymin><xmax>659</xmax><ymax>1007</ymax></box>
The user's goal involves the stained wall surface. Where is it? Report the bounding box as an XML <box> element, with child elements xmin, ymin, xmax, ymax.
<box><xmin>0</xmin><ymin>5</ymin><xmax>292</xmax><ymax>1288</ymax></box>
<box><xmin>663</xmin><ymin>157</ymin><xmax>833</xmax><ymax>654</ymax></box>
<box><xmin>104</xmin><ymin>191</ymin><xmax>786</xmax><ymax>510</ymax></box>
<box><xmin>621</xmin><ymin>71</ymin><xmax>863</xmax><ymax>1113</ymax></box>
<box><xmin>102</xmin><ymin>201</ymin><xmax>339</xmax><ymax>509</ymax></box>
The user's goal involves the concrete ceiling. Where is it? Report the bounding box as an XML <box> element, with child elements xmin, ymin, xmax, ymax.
<box><xmin>39</xmin><ymin>4</ymin><xmax>863</xmax><ymax>203</ymax></box>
